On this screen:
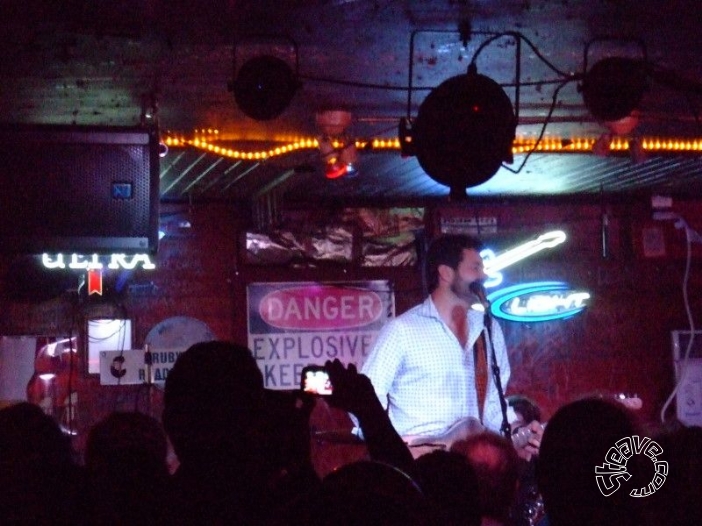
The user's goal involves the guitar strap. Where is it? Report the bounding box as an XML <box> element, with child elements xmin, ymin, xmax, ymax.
<box><xmin>474</xmin><ymin>329</ymin><xmax>488</xmax><ymax>421</ymax></box>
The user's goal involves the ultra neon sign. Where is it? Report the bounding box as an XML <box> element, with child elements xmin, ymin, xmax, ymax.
<box><xmin>42</xmin><ymin>253</ymin><xmax>156</xmax><ymax>296</ymax></box>
<box><xmin>42</xmin><ymin>253</ymin><xmax>156</xmax><ymax>270</ymax></box>
<box><xmin>487</xmin><ymin>281</ymin><xmax>590</xmax><ymax>322</ymax></box>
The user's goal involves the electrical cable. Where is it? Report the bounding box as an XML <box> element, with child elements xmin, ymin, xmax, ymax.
<box><xmin>299</xmin><ymin>72</ymin><xmax>573</xmax><ymax>91</ymax></box>
<box><xmin>659</xmin><ymin>217</ymin><xmax>698</xmax><ymax>425</ymax></box>
<box><xmin>64</xmin><ymin>332</ymin><xmax>76</xmax><ymax>437</ymax></box>
<box><xmin>469</xmin><ymin>31</ymin><xmax>575</xmax><ymax>79</ymax></box>
<box><xmin>501</xmin><ymin>78</ymin><xmax>573</xmax><ymax>175</ymax></box>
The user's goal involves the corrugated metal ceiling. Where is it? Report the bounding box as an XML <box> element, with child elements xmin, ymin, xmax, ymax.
<box><xmin>1</xmin><ymin>1</ymin><xmax>701</xmax><ymax>206</ymax></box>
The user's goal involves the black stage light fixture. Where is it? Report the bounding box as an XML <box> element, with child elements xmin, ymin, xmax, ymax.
<box><xmin>230</xmin><ymin>55</ymin><xmax>300</xmax><ymax>121</ymax></box>
<box><xmin>580</xmin><ymin>57</ymin><xmax>648</xmax><ymax>122</ymax></box>
<box><xmin>413</xmin><ymin>64</ymin><xmax>516</xmax><ymax>200</ymax></box>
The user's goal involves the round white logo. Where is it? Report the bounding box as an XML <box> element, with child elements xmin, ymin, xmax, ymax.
<box><xmin>595</xmin><ymin>435</ymin><xmax>668</xmax><ymax>497</ymax></box>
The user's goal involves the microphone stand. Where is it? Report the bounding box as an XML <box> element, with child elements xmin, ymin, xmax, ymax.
<box><xmin>143</xmin><ymin>343</ymin><xmax>154</xmax><ymax>417</ymax></box>
<box><xmin>481</xmin><ymin>303</ymin><xmax>512</xmax><ymax>441</ymax></box>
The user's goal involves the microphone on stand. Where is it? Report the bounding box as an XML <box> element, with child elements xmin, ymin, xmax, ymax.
<box><xmin>469</xmin><ymin>281</ymin><xmax>490</xmax><ymax>318</ymax></box>
<box><xmin>144</xmin><ymin>343</ymin><xmax>153</xmax><ymax>385</ymax></box>
<box><xmin>470</xmin><ymin>280</ymin><xmax>510</xmax><ymax>440</ymax></box>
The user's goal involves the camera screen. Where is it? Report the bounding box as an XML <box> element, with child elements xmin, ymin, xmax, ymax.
<box><xmin>303</xmin><ymin>369</ymin><xmax>333</xmax><ymax>395</ymax></box>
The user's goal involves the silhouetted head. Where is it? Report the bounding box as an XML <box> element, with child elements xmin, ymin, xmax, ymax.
<box><xmin>537</xmin><ymin>397</ymin><xmax>645</xmax><ymax>526</ymax></box>
<box><xmin>295</xmin><ymin>460</ymin><xmax>431</xmax><ymax>525</ymax></box>
<box><xmin>645</xmin><ymin>423</ymin><xmax>702</xmax><ymax>526</ymax></box>
<box><xmin>162</xmin><ymin>340</ymin><xmax>265</xmax><ymax>463</ymax></box>
<box><xmin>415</xmin><ymin>450</ymin><xmax>482</xmax><ymax>526</ymax></box>
<box><xmin>86</xmin><ymin>410</ymin><xmax>168</xmax><ymax>479</ymax></box>
<box><xmin>0</xmin><ymin>401</ymin><xmax>72</xmax><ymax>469</ymax></box>
<box><xmin>0</xmin><ymin>402</ymin><xmax>83</xmax><ymax>524</ymax></box>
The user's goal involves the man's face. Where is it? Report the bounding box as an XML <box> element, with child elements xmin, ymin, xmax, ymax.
<box><xmin>450</xmin><ymin>248</ymin><xmax>486</xmax><ymax>302</ymax></box>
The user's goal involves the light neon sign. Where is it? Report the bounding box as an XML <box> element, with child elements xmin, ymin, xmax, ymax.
<box><xmin>42</xmin><ymin>253</ymin><xmax>156</xmax><ymax>270</ymax></box>
<box><xmin>487</xmin><ymin>281</ymin><xmax>590</xmax><ymax>322</ymax></box>
<box><xmin>481</xmin><ymin>230</ymin><xmax>566</xmax><ymax>288</ymax></box>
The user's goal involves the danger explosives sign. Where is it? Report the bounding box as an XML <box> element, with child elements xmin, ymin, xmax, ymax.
<box><xmin>247</xmin><ymin>281</ymin><xmax>394</xmax><ymax>389</ymax></box>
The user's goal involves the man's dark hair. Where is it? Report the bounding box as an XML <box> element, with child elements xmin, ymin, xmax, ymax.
<box><xmin>507</xmin><ymin>395</ymin><xmax>542</xmax><ymax>424</ymax></box>
<box><xmin>424</xmin><ymin>234</ymin><xmax>484</xmax><ymax>293</ymax></box>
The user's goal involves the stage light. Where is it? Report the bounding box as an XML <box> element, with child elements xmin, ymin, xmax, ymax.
<box><xmin>320</xmin><ymin>138</ymin><xmax>358</xmax><ymax>179</ymax></box>
<box><xmin>413</xmin><ymin>64</ymin><xmax>516</xmax><ymax>200</ymax></box>
<box><xmin>580</xmin><ymin>57</ymin><xmax>648</xmax><ymax>160</ymax></box>
<box><xmin>229</xmin><ymin>55</ymin><xmax>300</xmax><ymax>121</ymax></box>
<box><xmin>580</xmin><ymin>57</ymin><xmax>648</xmax><ymax>123</ymax></box>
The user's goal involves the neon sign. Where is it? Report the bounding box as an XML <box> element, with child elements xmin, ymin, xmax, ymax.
<box><xmin>481</xmin><ymin>230</ymin><xmax>566</xmax><ymax>288</ymax></box>
<box><xmin>42</xmin><ymin>253</ymin><xmax>156</xmax><ymax>270</ymax></box>
<box><xmin>487</xmin><ymin>281</ymin><xmax>590</xmax><ymax>322</ymax></box>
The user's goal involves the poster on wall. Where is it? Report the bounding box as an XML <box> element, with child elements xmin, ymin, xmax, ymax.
<box><xmin>0</xmin><ymin>336</ymin><xmax>37</xmax><ymax>406</ymax></box>
<box><xmin>247</xmin><ymin>281</ymin><xmax>394</xmax><ymax>390</ymax></box>
<box><xmin>671</xmin><ymin>330</ymin><xmax>702</xmax><ymax>427</ymax></box>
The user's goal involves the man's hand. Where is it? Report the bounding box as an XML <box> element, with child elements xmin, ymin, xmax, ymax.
<box><xmin>512</xmin><ymin>420</ymin><xmax>543</xmax><ymax>461</ymax></box>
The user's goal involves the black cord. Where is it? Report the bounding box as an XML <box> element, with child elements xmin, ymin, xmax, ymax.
<box><xmin>65</xmin><ymin>332</ymin><xmax>76</xmax><ymax>437</ymax></box>
<box><xmin>299</xmin><ymin>74</ymin><xmax>421</xmax><ymax>91</ymax></box>
<box><xmin>684</xmin><ymin>92</ymin><xmax>702</xmax><ymax>134</ymax></box>
<box><xmin>501</xmin><ymin>77</ymin><xmax>574</xmax><ymax>175</ymax></box>
<box><xmin>469</xmin><ymin>31</ymin><xmax>573</xmax><ymax>79</ymax></box>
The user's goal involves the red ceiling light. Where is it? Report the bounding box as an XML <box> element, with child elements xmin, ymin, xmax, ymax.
<box><xmin>319</xmin><ymin>136</ymin><xmax>357</xmax><ymax>179</ymax></box>
<box><xmin>316</xmin><ymin>109</ymin><xmax>357</xmax><ymax>179</ymax></box>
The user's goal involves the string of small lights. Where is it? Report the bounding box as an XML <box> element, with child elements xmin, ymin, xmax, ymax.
<box><xmin>162</xmin><ymin>130</ymin><xmax>702</xmax><ymax>161</ymax></box>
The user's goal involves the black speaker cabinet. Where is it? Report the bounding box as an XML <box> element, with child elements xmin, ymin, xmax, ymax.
<box><xmin>0</xmin><ymin>124</ymin><xmax>159</xmax><ymax>254</ymax></box>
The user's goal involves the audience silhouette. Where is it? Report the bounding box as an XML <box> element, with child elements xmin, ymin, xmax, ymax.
<box><xmin>644</xmin><ymin>423</ymin><xmax>702</xmax><ymax>526</ymax></box>
<box><xmin>84</xmin><ymin>410</ymin><xmax>170</xmax><ymax>525</ymax></box>
<box><xmin>537</xmin><ymin>396</ymin><xmax>647</xmax><ymax>526</ymax></box>
<box><xmin>323</xmin><ymin>358</ymin><xmax>416</xmax><ymax>475</ymax></box>
<box><xmin>414</xmin><ymin>449</ymin><xmax>482</xmax><ymax>526</ymax></box>
<box><xmin>11</xmin><ymin>344</ymin><xmax>702</xmax><ymax>526</ymax></box>
<box><xmin>0</xmin><ymin>401</ymin><xmax>87</xmax><ymax>525</ymax></box>
<box><xmin>160</xmin><ymin>340</ymin><xmax>319</xmax><ymax>525</ymax></box>
<box><xmin>285</xmin><ymin>459</ymin><xmax>432</xmax><ymax>526</ymax></box>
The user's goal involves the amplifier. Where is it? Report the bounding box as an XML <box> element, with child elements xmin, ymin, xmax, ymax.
<box><xmin>0</xmin><ymin>124</ymin><xmax>159</xmax><ymax>254</ymax></box>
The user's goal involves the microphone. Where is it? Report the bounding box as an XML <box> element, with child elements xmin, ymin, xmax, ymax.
<box><xmin>469</xmin><ymin>281</ymin><xmax>491</xmax><ymax>317</ymax></box>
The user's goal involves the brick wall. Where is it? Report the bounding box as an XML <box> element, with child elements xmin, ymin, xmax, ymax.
<box><xmin>2</xmin><ymin>198</ymin><xmax>702</xmax><ymax>466</ymax></box>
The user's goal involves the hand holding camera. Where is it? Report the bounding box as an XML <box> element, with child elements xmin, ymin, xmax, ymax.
<box><xmin>300</xmin><ymin>359</ymin><xmax>377</xmax><ymax>419</ymax></box>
